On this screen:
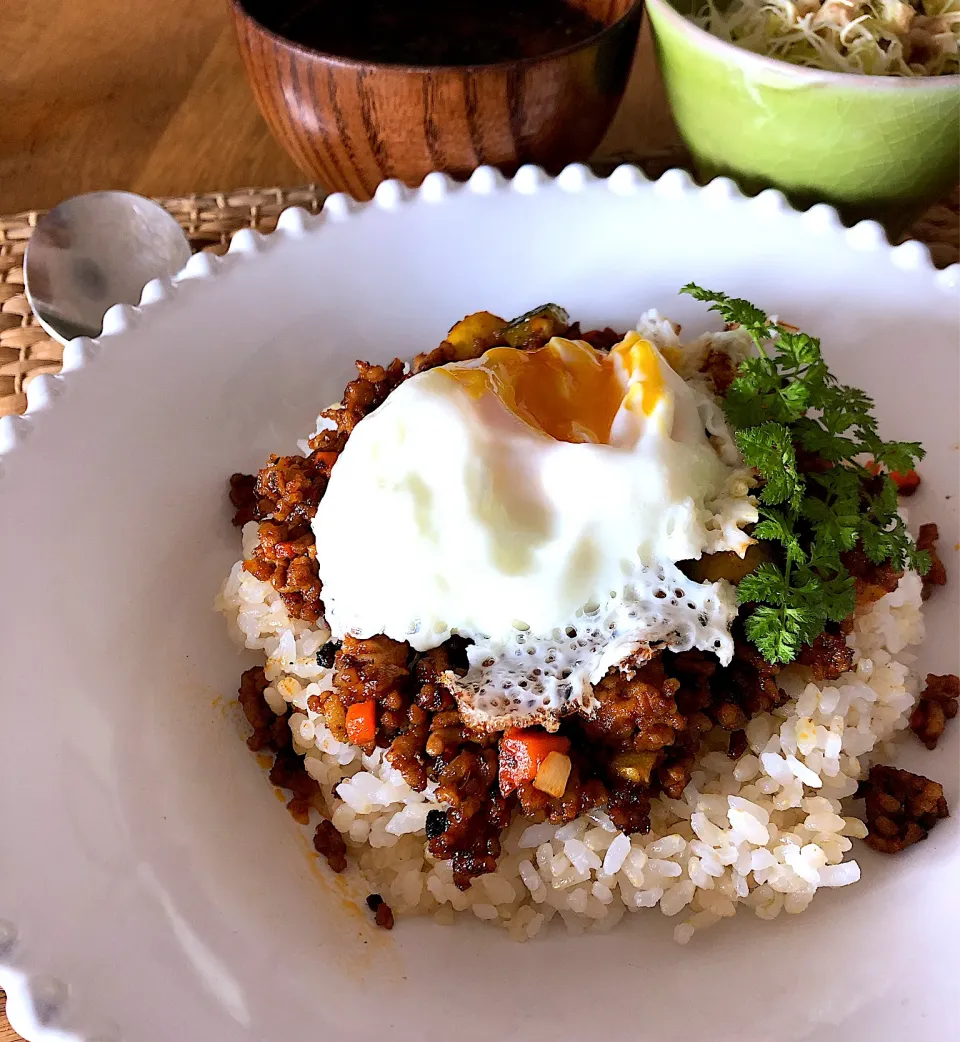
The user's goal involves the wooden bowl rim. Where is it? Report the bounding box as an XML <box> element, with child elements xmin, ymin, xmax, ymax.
<box><xmin>230</xmin><ymin>0</ymin><xmax>645</xmax><ymax>74</ymax></box>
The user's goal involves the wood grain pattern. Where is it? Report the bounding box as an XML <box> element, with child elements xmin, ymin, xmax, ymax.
<box><xmin>0</xmin><ymin>2</ymin><xmax>680</xmax><ymax>1037</ymax></box>
<box><xmin>1</xmin><ymin>991</ymin><xmax>17</xmax><ymax>1042</ymax></box>
<box><xmin>230</xmin><ymin>0</ymin><xmax>644</xmax><ymax>199</ymax></box>
<box><xmin>0</xmin><ymin>0</ymin><xmax>304</xmax><ymax>215</ymax></box>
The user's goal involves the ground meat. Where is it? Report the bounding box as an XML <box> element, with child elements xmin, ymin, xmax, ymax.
<box><xmin>256</xmin><ymin>453</ymin><xmax>332</xmax><ymax>529</ymax></box>
<box><xmin>589</xmin><ymin>659</ymin><xmax>685</xmax><ymax>751</ymax></box>
<box><xmin>701</xmin><ymin>348</ymin><xmax>739</xmax><ymax>397</ymax></box>
<box><xmin>229</xmin><ymin>472</ymin><xmax>258</xmax><ymax>527</ymax></box>
<box><xmin>910</xmin><ymin>673</ymin><xmax>959</xmax><ymax>750</ymax></box>
<box><xmin>334</xmin><ymin>635</ymin><xmax>411</xmax><ymax>707</ymax></box>
<box><xmin>237</xmin><ymin>666</ymin><xmax>274</xmax><ymax>749</ymax></box>
<box><xmin>709</xmin><ymin>637</ymin><xmax>786</xmax><ymax>718</ymax></box>
<box><xmin>237</xmin><ymin>667</ymin><xmax>293</xmax><ymax>752</ymax></box>
<box><xmin>515</xmin><ymin>769</ymin><xmax>609</xmax><ymax>828</ymax></box>
<box><xmin>242</xmin><ymin>452</ymin><xmax>331</xmax><ymax>622</ymax></box>
<box><xmin>413</xmin><ymin>337</ymin><xmax>496</xmax><ymax>374</ymax></box>
<box><xmin>386</xmin><ymin>641</ymin><xmax>469</xmax><ymax>788</ymax></box>
<box><xmin>384</xmin><ymin>703</ymin><xmax>432</xmax><ymax>790</ymax></box>
<box><xmin>714</xmin><ymin>701</ymin><xmax>749</xmax><ymax>730</ymax></box>
<box><xmin>842</xmin><ymin>544</ymin><xmax>902</xmax><ymax>608</ymax></box>
<box><xmin>728</xmin><ymin>729</ymin><xmax>748</xmax><ymax>760</ymax></box>
<box><xmin>796</xmin><ymin>628</ymin><xmax>855</xmax><ymax>681</ymax></box>
<box><xmin>415</xmin><ymin>642</ymin><xmax>466</xmax><ymax>708</ymax></box>
<box><xmin>334</xmin><ymin>635</ymin><xmax>414</xmax><ymax>751</ymax></box>
<box><xmin>916</xmin><ymin>522</ymin><xmax>947</xmax><ymax>600</ymax></box>
<box><xmin>576</xmin><ymin>659</ymin><xmax>691</xmax><ymax>816</ymax></box>
<box><xmin>429</xmin><ymin>745</ymin><xmax>511</xmax><ymax>889</ymax></box>
<box><xmin>237</xmin><ymin>667</ymin><xmax>326</xmax><ymax>821</ymax></box>
<box><xmin>322</xmin><ymin>358</ymin><xmax>408</xmax><ymax>439</ymax></box>
<box><xmin>576</xmin><ymin>327</ymin><xmax>623</xmax><ymax>352</ymax></box>
<box><xmin>511</xmin><ymin>648</ymin><xmax>782</xmax><ymax>836</ymax></box>
<box><xmin>364</xmin><ymin>894</ymin><xmax>395</xmax><ymax>930</ymax></box>
<box><xmin>606</xmin><ymin>782</ymin><xmax>653</xmax><ymax>834</ymax></box>
<box><xmin>285</xmin><ymin>627</ymin><xmax>508</xmax><ymax>890</ymax></box>
<box><xmin>270</xmin><ymin>747</ymin><xmax>323</xmax><ymax>824</ymax></box>
<box><xmin>241</xmin><ymin>358</ymin><xmax>409</xmax><ymax>624</ymax></box>
<box><xmin>667</xmin><ymin>647</ymin><xmax>716</xmax><ymax>697</ymax></box>
<box><xmin>314</xmin><ymin>819</ymin><xmax>348</xmax><ymax>872</ymax></box>
<box><xmin>860</xmin><ymin>765</ymin><xmax>949</xmax><ymax>854</ymax></box>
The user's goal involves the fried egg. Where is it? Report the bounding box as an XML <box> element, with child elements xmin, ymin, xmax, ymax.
<box><xmin>312</xmin><ymin>333</ymin><xmax>757</xmax><ymax>729</ymax></box>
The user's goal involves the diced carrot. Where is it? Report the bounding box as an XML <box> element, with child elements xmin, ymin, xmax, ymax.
<box><xmin>866</xmin><ymin>459</ymin><xmax>921</xmax><ymax>496</ymax></box>
<box><xmin>498</xmin><ymin>728</ymin><xmax>571</xmax><ymax>796</ymax></box>
<box><xmin>345</xmin><ymin>699</ymin><xmax>376</xmax><ymax>745</ymax></box>
<box><xmin>533</xmin><ymin>751</ymin><xmax>572</xmax><ymax>798</ymax></box>
<box><xmin>891</xmin><ymin>469</ymin><xmax>921</xmax><ymax>496</ymax></box>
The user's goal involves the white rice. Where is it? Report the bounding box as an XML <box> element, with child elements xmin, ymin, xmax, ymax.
<box><xmin>217</xmin><ymin>533</ymin><xmax>926</xmax><ymax>943</ymax></box>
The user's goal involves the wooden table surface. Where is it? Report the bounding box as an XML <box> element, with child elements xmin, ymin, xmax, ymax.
<box><xmin>0</xmin><ymin>2</ymin><xmax>676</xmax><ymax>1038</ymax></box>
<box><xmin>0</xmin><ymin>992</ymin><xmax>12</xmax><ymax>1042</ymax></box>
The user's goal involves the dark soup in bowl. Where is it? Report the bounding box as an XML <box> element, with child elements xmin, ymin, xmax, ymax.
<box><xmin>252</xmin><ymin>0</ymin><xmax>608</xmax><ymax>65</ymax></box>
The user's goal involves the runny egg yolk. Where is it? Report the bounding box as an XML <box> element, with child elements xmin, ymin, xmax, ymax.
<box><xmin>439</xmin><ymin>332</ymin><xmax>665</xmax><ymax>444</ymax></box>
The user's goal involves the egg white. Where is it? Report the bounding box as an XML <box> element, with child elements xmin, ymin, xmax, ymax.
<box><xmin>312</xmin><ymin>333</ymin><xmax>757</xmax><ymax>727</ymax></box>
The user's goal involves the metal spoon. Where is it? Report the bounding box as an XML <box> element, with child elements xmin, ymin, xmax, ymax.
<box><xmin>24</xmin><ymin>191</ymin><xmax>193</xmax><ymax>344</ymax></box>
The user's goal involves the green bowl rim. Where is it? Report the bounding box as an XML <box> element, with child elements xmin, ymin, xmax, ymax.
<box><xmin>646</xmin><ymin>0</ymin><xmax>960</xmax><ymax>90</ymax></box>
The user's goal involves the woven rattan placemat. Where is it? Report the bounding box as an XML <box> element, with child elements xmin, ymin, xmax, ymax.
<box><xmin>1</xmin><ymin>169</ymin><xmax>956</xmax><ymax>420</ymax></box>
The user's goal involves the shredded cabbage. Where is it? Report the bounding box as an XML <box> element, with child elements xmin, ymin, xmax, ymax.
<box><xmin>693</xmin><ymin>0</ymin><xmax>960</xmax><ymax>75</ymax></box>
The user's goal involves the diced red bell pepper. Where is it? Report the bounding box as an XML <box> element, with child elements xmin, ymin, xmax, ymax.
<box><xmin>498</xmin><ymin>727</ymin><xmax>571</xmax><ymax>796</ymax></box>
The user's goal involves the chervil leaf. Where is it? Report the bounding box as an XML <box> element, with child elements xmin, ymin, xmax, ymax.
<box><xmin>753</xmin><ymin>513</ymin><xmax>805</xmax><ymax>566</ymax></box>
<box><xmin>872</xmin><ymin>440</ymin><xmax>925</xmax><ymax>474</ymax></box>
<box><xmin>908</xmin><ymin>546</ymin><xmax>932</xmax><ymax>576</ymax></box>
<box><xmin>859</xmin><ymin>519</ymin><xmax>896</xmax><ymax>565</ymax></box>
<box><xmin>682</xmin><ymin>285</ymin><xmax>929</xmax><ymax>665</ymax></box>
<box><xmin>817</xmin><ymin>382</ymin><xmax>877</xmax><ymax>437</ymax></box>
<box><xmin>787</xmin><ymin>601</ymin><xmax>827</xmax><ymax>647</ymax></box>
<box><xmin>793</xmin><ymin>421</ymin><xmax>846</xmax><ymax>462</ymax></box>
<box><xmin>775</xmin><ymin>331</ymin><xmax>823</xmax><ymax>372</ymax></box>
<box><xmin>680</xmin><ymin>284</ymin><xmax>771</xmax><ymax>344</ymax></box>
<box><xmin>801</xmin><ymin>496</ymin><xmax>860</xmax><ymax>553</ymax></box>
<box><xmin>784</xmin><ymin>570</ymin><xmax>828</xmax><ymax>628</ymax></box>
<box><xmin>744</xmin><ymin>606</ymin><xmax>801</xmax><ymax>664</ymax></box>
<box><xmin>822</xmin><ymin>576</ymin><xmax>857</xmax><ymax>623</ymax></box>
<box><xmin>723</xmin><ymin>385</ymin><xmax>770</xmax><ymax>430</ymax></box>
<box><xmin>737</xmin><ymin>561</ymin><xmax>788</xmax><ymax>607</ymax></box>
<box><xmin>772</xmin><ymin>379</ymin><xmax>813</xmax><ymax>424</ymax></box>
<box><xmin>811</xmin><ymin>462</ymin><xmax>862</xmax><ymax>502</ymax></box>
<box><xmin>736</xmin><ymin>423</ymin><xmax>804</xmax><ymax>508</ymax></box>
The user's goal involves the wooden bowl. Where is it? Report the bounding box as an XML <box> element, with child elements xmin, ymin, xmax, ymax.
<box><xmin>231</xmin><ymin>0</ymin><xmax>645</xmax><ymax>200</ymax></box>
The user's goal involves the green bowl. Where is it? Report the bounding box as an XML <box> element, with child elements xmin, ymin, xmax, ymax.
<box><xmin>646</xmin><ymin>0</ymin><xmax>960</xmax><ymax>229</ymax></box>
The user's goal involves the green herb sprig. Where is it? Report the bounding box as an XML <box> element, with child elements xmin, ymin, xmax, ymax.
<box><xmin>681</xmin><ymin>283</ymin><xmax>929</xmax><ymax>665</ymax></box>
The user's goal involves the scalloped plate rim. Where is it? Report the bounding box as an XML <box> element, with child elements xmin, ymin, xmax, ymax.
<box><xmin>0</xmin><ymin>163</ymin><xmax>957</xmax><ymax>1042</ymax></box>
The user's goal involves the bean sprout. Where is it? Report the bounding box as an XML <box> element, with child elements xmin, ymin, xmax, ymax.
<box><xmin>693</xmin><ymin>0</ymin><xmax>960</xmax><ymax>75</ymax></box>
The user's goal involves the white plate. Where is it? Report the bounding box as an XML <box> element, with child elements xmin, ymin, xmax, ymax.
<box><xmin>1</xmin><ymin>166</ymin><xmax>957</xmax><ymax>1042</ymax></box>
